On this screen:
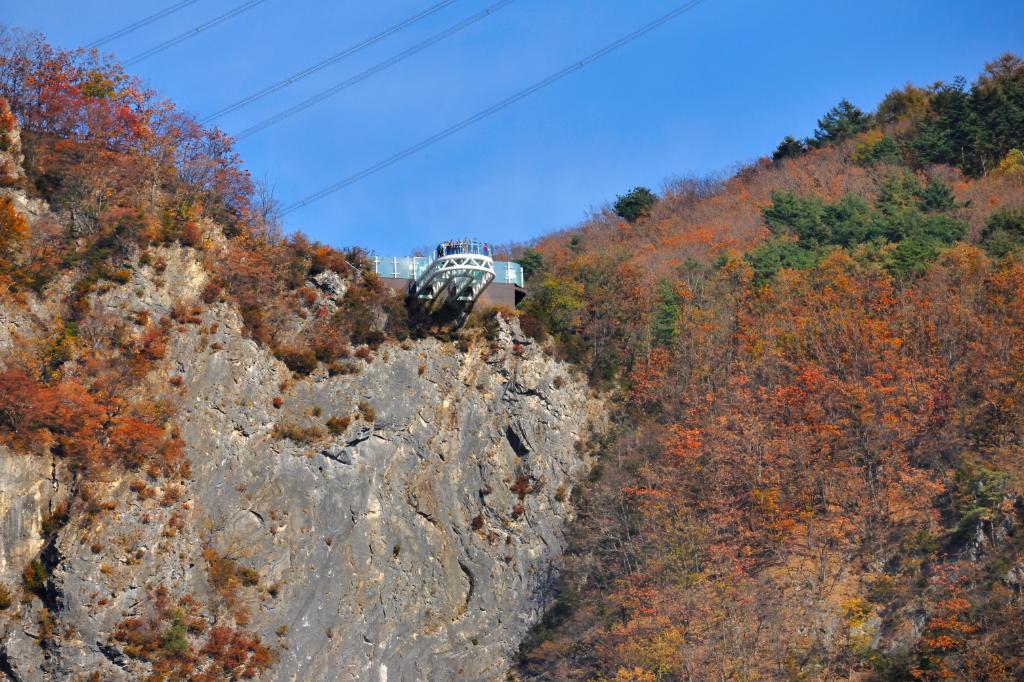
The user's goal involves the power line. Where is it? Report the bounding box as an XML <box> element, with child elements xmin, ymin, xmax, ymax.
<box><xmin>202</xmin><ymin>0</ymin><xmax>459</xmax><ymax>123</ymax></box>
<box><xmin>233</xmin><ymin>0</ymin><xmax>515</xmax><ymax>141</ymax></box>
<box><xmin>88</xmin><ymin>0</ymin><xmax>202</xmax><ymax>49</ymax></box>
<box><xmin>282</xmin><ymin>0</ymin><xmax>709</xmax><ymax>216</ymax></box>
<box><xmin>126</xmin><ymin>0</ymin><xmax>271</xmax><ymax>66</ymax></box>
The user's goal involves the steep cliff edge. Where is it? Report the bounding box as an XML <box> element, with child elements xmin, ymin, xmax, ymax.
<box><xmin>0</xmin><ymin>200</ymin><xmax>602</xmax><ymax>680</ymax></box>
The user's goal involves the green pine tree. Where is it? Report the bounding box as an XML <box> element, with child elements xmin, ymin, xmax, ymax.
<box><xmin>652</xmin><ymin>279</ymin><xmax>680</xmax><ymax>348</ymax></box>
<box><xmin>772</xmin><ymin>135</ymin><xmax>807</xmax><ymax>161</ymax></box>
<box><xmin>811</xmin><ymin>99</ymin><xmax>872</xmax><ymax>147</ymax></box>
<box><xmin>614</xmin><ymin>187</ymin><xmax>658</xmax><ymax>223</ymax></box>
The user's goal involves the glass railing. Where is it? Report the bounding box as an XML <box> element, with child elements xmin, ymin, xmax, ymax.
<box><xmin>371</xmin><ymin>255</ymin><xmax>524</xmax><ymax>287</ymax></box>
<box><xmin>434</xmin><ymin>239</ymin><xmax>493</xmax><ymax>258</ymax></box>
<box><xmin>493</xmin><ymin>261</ymin><xmax>524</xmax><ymax>286</ymax></box>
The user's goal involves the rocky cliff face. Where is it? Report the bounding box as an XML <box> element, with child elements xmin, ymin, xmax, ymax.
<box><xmin>0</xmin><ymin>96</ymin><xmax>26</xmax><ymax>188</ymax></box>
<box><xmin>0</xmin><ymin>202</ymin><xmax>601</xmax><ymax>679</ymax></box>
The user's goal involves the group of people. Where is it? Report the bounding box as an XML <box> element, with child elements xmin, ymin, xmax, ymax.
<box><xmin>436</xmin><ymin>240</ymin><xmax>492</xmax><ymax>258</ymax></box>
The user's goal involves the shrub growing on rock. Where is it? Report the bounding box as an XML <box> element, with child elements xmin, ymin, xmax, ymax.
<box><xmin>22</xmin><ymin>559</ymin><xmax>47</xmax><ymax>596</ymax></box>
<box><xmin>326</xmin><ymin>415</ymin><xmax>351</xmax><ymax>435</ymax></box>
<box><xmin>274</xmin><ymin>346</ymin><xmax>318</xmax><ymax>375</ymax></box>
<box><xmin>274</xmin><ymin>423</ymin><xmax>322</xmax><ymax>443</ymax></box>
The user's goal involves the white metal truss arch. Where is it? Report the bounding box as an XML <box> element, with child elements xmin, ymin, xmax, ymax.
<box><xmin>412</xmin><ymin>253</ymin><xmax>495</xmax><ymax>304</ymax></box>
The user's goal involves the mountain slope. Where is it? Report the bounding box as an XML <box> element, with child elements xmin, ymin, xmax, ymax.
<box><xmin>0</xmin><ymin>31</ymin><xmax>602</xmax><ymax>681</ymax></box>
<box><xmin>513</xmin><ymin>55</ymin><xmax>1024</xmax><ymax>681</ymax></box>
<box><xmin>2</xmin><ymin>24</ymin><xmax>1024</xmax><ymax>682</ymax></box>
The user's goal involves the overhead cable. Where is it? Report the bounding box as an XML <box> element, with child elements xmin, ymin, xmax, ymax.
<box><xmin>88</xmin><ymin>0</ymin><xmax>202</xmax><ymax>49</ymax></box>
<box><xmin>126</xmin><ymin>0</ymin><xmax>272</xmax><ymax>66</ymax></box>
<box><xmin>233</xmin><ymin>0</ymin><xmax>516</xmax><ymax>140</ymax></box>
<box><xmin>203</xmin><ymin>0</ymin><xmax>459</xmax><ymax>123</ymax></box>
<box><xmin>282</xmin><ymin>0</ymin><xmax>710</xmax><ymax>215</ymax></box>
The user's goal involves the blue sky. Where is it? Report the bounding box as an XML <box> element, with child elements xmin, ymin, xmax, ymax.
<box><xmin>5</xmin><ymin>1</ymin><xmax>1023</xmax><ymax>254</ymax></box>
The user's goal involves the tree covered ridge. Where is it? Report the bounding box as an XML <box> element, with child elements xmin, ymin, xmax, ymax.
<box><xmin>1</xmin><ymin>22</ymin><xmax>1023</xmax><ymax>680</ymax></box>
<box><xmin>0</xmin><ymin>27</ymin><xmax>410</xmax><ymax>677</ymax></box>
<box><xmin>514</xmin><ymin>55</ymin><xmax>1024</xmax><ymax>680</ymax></box>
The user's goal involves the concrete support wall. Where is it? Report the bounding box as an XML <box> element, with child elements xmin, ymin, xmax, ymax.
<box><xmin>380</xmin><ymin>278</ymin><xmax>524</xmax><ymax>308</ymax></box>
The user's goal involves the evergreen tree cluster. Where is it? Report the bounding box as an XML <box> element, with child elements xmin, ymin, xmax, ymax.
<box><xmin>747</xmin><ymin>174</ymin><xmax>967</xmax><ymax>281</ymax></box>
<box><xmin>613</xmin><ymin>186</ymin><xmax>658</xmax><ymax>223</ymax></box>
<box><xmin>772</xmin><ymin>53</ymin><xmax>1024</xmax><ymax>177</ymax></box>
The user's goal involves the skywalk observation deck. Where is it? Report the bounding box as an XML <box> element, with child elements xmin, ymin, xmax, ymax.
<box><xmin>373</xmin><ymin>240</ymin><xmax>525</xmax><ymax>308</ymax></box>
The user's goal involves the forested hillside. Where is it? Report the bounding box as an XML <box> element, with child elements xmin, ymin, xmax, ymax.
<box><xmin>0</xmin><ymin>27</ymin><xmax>602</xmax><ymax>681</ymax></box>
<box><xmin>1</xmin><ymin>19</ymin><xmax>1023</xmax><ymax>681</ymax></box>
<box><xmin>514</xmin><ymin>55</ymin><xmax>1024</xmax><ymax>680</ymax></box>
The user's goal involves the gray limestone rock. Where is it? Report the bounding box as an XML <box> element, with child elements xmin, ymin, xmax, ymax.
<box><xmin>0</xmin><ymin>243</ymin><xmax>601</xmax><ymax>681</ymax></box>
<box><xmin>0</xmin><ymin>99</ymin><xmax>26</xmax><ymax>185</ymax></box>
<box><xmin>312</xmin><ymin>270</ymin><xmax>348</xmax><ymax>299</ymax></box>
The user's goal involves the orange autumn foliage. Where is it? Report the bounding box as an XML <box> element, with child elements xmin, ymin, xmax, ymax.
<box><xmin>0</xmin><ymin>195</ymin><xmax>28</xmax><ymax>257</ymax></box>
<box><xmin>0</xmin><ymin>367</ymin><xmax>179</xmax><ymax>476</ymax></box>
<box><xmin>518</xmin><ymin>116</ymin><xmax>1024</xmax><ymax>680</ymax></box>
